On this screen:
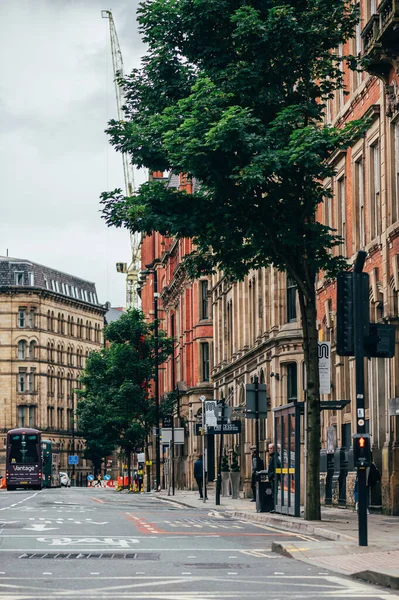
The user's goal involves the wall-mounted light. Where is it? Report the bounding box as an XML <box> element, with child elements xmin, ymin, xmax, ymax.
<box><xmin>270</xmin><ymin>372</ymin><xmax>280</xmax><ymax>381</ymax></box>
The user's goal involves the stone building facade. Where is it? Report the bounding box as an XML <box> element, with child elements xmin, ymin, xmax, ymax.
<box><xmin>0</xmin><ymin>256</ymin><xmax>105</xmax><ymax>483</ymax></box>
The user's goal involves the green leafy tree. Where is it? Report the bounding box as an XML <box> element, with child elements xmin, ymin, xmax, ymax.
<box><xmin>100</xmin><ymin>1</ymin><xmax>366</xmax><ymax>519</ymax></box>
<box><xmin>76</xmin><ymin>308</ymin><xmax>174</xmax><ymax>470</ymax></box>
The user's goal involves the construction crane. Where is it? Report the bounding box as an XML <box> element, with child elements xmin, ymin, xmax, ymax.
<box><xmin>102</xmin><ymin>9</ymin><xmax>141</xmax><ymax>309</ymax></box>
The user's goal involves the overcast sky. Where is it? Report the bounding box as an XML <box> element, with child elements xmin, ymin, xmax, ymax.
<box><xmin>0</xmin><ymin>0</ymin><xmax>146</xmax><ymax>307</ymax></box>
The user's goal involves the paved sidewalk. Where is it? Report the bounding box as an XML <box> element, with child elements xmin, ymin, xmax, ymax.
<box><xmin>157</xmin><ymin>489</ymin><xmax>399</xmax><ymax>591</ymax></box>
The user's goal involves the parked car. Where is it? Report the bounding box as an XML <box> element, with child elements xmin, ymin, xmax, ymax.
<box><xmin>59</xmin><ymin>472</ymin><xmax>71</xmax><ymax>487</ymax></box>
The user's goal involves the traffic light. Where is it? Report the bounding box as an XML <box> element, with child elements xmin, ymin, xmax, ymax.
<box><xmin>336</xmin><ymin>271</ymin><xmax>370</xmax><ymax>357</ymax></box>
<box><xmin>336</xmin><ymin>272</ymin><xmax>354</xmax><ymax>356</ymax></box>
<box><xmin>364</xmin><ymin>323</ymin><xmax>395</xmax><ymax>358</ymax></box>
<box><xmin>353</xmin><ymin>433</ymin><xmax>371</xmax><ymax>468</ymax></box>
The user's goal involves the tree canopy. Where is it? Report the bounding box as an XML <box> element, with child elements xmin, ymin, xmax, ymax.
<box><xmin>100</xmin><ymin>0</ymin><xmax>365</xmax><ymax>519</ymax></box>
<box><xmin>76</xmin><ymin>309</ymin><xmax>174</xmax><ymax>466</ymax></box>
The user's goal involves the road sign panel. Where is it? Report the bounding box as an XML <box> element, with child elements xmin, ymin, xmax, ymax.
<box><xmin>195</xmin><ymin>421</ymin><xmax>241</xmax><ymax>435</ymax></box>
<box><xmin>68</xmin><ymin>455</ymin><xmax>78</xmax><ymax>465</ymax></box>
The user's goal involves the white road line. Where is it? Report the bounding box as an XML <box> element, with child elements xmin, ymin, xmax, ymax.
<box><xmin>0</xmin><ymin>492</ymin><xmax>39</xmax><ymax>511</ymax></box>
<box><xmin>90</xmin><ymin>572</ymin><xmax>100</xmax><ymax>575</ymax></box>
<box><xmin>135</xmin><ymin>572</ymin><xmax>145</xmax><ymax>575</ymax></box>
<box><xmin>181</xmin><ymin>572</ymin><xmax>191</xmax><ymax>575</ymax></box>
<box><xmin>228</xmin><ymin>572</ymin><xmax>238</xmax><ymax>575</ymax></box>
<box><xmin>42</xmin><ymin>572</ymin><xmax>52</xmax><ymax>575</ymax></box>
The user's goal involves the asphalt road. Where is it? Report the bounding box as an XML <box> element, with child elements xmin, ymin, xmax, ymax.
<box><xmin>0</xmin><ymin>488</ymin><xmax>397</xmax><ymax>599</ymax></box>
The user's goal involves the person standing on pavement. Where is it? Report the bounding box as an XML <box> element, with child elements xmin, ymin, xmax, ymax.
<box><xmin>267</xmin><ymin>443</ymin><xmax>280</xmax><ymax>511</ymax></box>
<box><xmin>250</xmin><ymin>446</ymin><xmax>264</xmax><ymax>502</ymax></box>
<box><xmin>194</xmin><ymin>453</ymin><xmax>204</xmax><ymax>499</ymax></box>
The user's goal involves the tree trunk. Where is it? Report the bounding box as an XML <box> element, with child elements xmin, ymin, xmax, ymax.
<box><xmin>298</xmin><ymin>286</ymin><xmax>321</xmax><ymax>521</ymax></box>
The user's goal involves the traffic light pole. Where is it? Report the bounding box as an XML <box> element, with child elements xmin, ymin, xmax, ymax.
<box><xmin>215</xmin><ymin>400</ymin><xmax>225</xmax><ymax>506</ymax></box>
<box><xmin>353</xmin><ymin>251</ymin><xmax>368</xmax><ymax>547</ymax></box>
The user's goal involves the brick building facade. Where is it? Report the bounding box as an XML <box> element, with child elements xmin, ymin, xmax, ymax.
<box><xmin>0</xmin><ymin>256</ymin><xmax>105</xmax><ymax>483</ymax></box>
<box><xmin>139</xmin><ymin>174</ymin><xmax>213</xmax><ymax>490</ymax></box>
<box><xmin>139</xmin><ymin>0</ymin><xmax>399</xmax><ymax>513</ymax></box>
<box><xmin>315</xmin><ymin>0</ymin><xmax>399</xmax><ymax>514</ymax></box>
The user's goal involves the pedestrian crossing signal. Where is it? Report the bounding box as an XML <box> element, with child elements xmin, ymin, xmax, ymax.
<box><xmin>353</xmin><ymin>433</ymin><xmax>371</xmax><ymax>468</ymax></box>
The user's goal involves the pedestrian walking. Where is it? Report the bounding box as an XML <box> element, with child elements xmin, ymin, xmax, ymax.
<box><xmin>194</xmin><ymin>453</ymin><xmax>204</xmax><ymax>499</ymax></box>
<box><xmin>267</xmin><ymin>443</ymin><xmax>280</xmax><ymax>511</ymax></box>
<box><xmin>95</xmin><ymin>473</ymin><xmax>102</xmax><ymax>488</ymax></box>
<box><xmin>250</xmin><ymin>446</ymin><xmax>264</xmax><ymax>502</ymax></box>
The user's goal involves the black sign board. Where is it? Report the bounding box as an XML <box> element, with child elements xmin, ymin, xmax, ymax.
<box><xmin>162</xmin><ymin>414</ymin><xmax>173</xmax><ymax>428</ymax></box>
<box><xmin>195</xmin><ymin>421</ymin><xmax>241</xmax><ymax>435</ymax></box>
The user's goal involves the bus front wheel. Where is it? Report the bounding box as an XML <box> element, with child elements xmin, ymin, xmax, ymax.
<box><xmin>7</xmin><ymin>485</ymin><xmax>15</xmax><ymax>491</ymax></box>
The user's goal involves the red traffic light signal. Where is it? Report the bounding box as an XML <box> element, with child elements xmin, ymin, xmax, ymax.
<box><xmin>353</xmin><ymin>433</ymin><xmax>371</xmax><ymax>468</ymax></box>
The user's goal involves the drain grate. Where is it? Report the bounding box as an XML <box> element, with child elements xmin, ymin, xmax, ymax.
<box><xmin>19</xmin><ymin>552</ymin><xmax>160</xmax><ymax>560</ymax></box>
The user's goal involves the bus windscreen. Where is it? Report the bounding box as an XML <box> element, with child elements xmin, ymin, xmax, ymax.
<box><xmin>9</xmin><ymin>434</ymin><xmax>40</xmax><ymax>464</ymax></box>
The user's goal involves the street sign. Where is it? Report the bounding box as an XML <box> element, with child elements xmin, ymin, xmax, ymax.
<box><xmin>318</xmin><ymin>341</ymin><xmax>331</xmax><ymax>395</ymax></box>
<box><xmin>195</xmin><ymin>421</ymin><xmax>241</xmax><ymax>435</ymax></box>
<box><xmin>388</xmin><ymin>398</ymin><xmax>399</xmax><ymax>416</ymax></box>
<box><xmin>245</xmin><ymin>384</ymin><xmax>267</xmax><ymax>419</ymax></box>
<box><xmin>162</xmin><ymin>414</ymin><xmax>173</xmax><ymax>428</ymax></box>
<box><xmin>103</xmin><ymin>474</ymin><xmax>111</xmax><ymax>481</ymax></box>
<box><xmin>87</xmin><ymin>475</ymin><xmax>94</xmax><ymax>482</ymax></box>
<box><xmin>137</xmin><ymin>452</ymin><xmax>145</xmax><ymax>463</ymax></box>
<box><xmin>215</xmin><ymin>403</ymin><xmax>232</xmax><ymax>423</ymax></box>
<box><xmin>326</xmin><ymin>426</ymin><xmax>337</xmax><ymax>454</ymax></box>
<box><xmin>68</xmin><ymin>455</ymin><xmax>78</xmax><ymax>465</ymax></box>
<box><xmin>161</xmin><ymin>427</ymin><xmax>184</xmax><ymax>445</ymax></box>
<box><xmin>205</xmin><ymin>400</ymin><xmax>218</xmax><ymax>427</ymax></box>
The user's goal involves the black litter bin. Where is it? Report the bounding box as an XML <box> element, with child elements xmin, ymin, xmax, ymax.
<box><xmin>256</xmin><ymin>470</ymin><xmax>274</xmax><ymax>513</ymax></box>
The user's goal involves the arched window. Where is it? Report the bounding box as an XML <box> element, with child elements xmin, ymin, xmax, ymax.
<box><xmin>47</xmin><ymin>311</ymin><xmax>51</xmax><ymax>331</ymax></box>
<box><xmin>47</xmin><ymin>342</ymin><xmax>51</xmax><ymax>362</ymax></box>
<box><xmin>18</xmin><ymin>340</ymin><xmax>26</xmax><ymax>360</ymax></box>
<box><xmin>60</xmin><ymin>343</ymin><xmax>64</xmax><ymax>364</ymax></box>
<box><xmin>57</xmin><ymin>343</ymin><xmax>61</xmax><ymax>363</ymax></box>
<box><xmin>50</xmin><ymin>342</ymin><xmax>55</xmax><ymax>363</ymax></box>
<box><xmin>70</xmin><ymin>345</ymin><xmax>74</xmax><ymax>366</ymax></box>
<box><xmin>51</xmin><ymin>311</ymin><xmax>55</xmax><ymax>332</ymax></box>
<box><xmin>58</xmin><ymin>313</ymin><xmax>61</xmax><ymax>333</ymax></box>
<box><xmin>29</xmin><ymin>340</ymin><xmax>37</xmax><ymax>360</ymax></box>
<box><xmin>70</xmin><ymin>317</ymin><xmax>74</xmax><ymax>337</ymax></box>
<box><xmin>61</xmin><ymin>314</ymin><xmax>65</xmax><ymax>335</ymax></box>
<box><xmin>86</xmin><ymin>321</ymin><xmax>89</xmax><ymax>340</ymax></box>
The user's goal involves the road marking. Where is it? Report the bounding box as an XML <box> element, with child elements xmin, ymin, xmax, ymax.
<box><xmin>0</xmin><ymin>492</ymin><xmax>39</xmax><ymax>511</ymax></box>
<box><xmin>274</xmin><ymin>571</ymin><xmax>285</xmax><ymax>575</ymax></box>
<box><xmin>24</xmin><ymin>524</ymin><xmax>58</xmax><ymax>531</ymax></box>
<box><xmin>36</xmin><ymin>537</ymin><xmax>140</xmax><ymax>547</ymax></box>
<box><xmin>90</xmin><ymin>572</ymin><xmax>100</xmax><ymax>575</ymax></box>
<box><xmin>135</xmin><ymin>572</ymin><xmax>145</xmax><ymax>575</ymax></box>
<box><xmin>228</xmin><ymin>556</ymin><xmax>237</xmax><ymax>559</ymax></box>
<box><xmin>43</xmin><ymin>572</ymin><xmax>52</xmax><ymax>575</ymax></box>
<box><xmin>228</xmin><ymin>572</ymin><xmax>238</xmax><ymax>575</ymax></box>
<box><xmin>181</xmin><ymin>572</ymin><xmax>191</xmax><ymax>575</ymax></box>
<box><xmin>187</xmin><ymin>556</ymin><xmax>196</xmax><ymax>558</ymax></box>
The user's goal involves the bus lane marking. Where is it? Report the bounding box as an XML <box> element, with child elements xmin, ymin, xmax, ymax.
<box><xmin>36</xmin><ymin>537</ymin><xmax>140</xmax><ymax>547</ymax></box>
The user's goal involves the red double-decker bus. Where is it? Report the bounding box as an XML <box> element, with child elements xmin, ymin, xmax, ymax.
<box><xmin>6</xmin><ymin>428</ymin><xmax>42</xmax><ymax>491</ymax></box>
